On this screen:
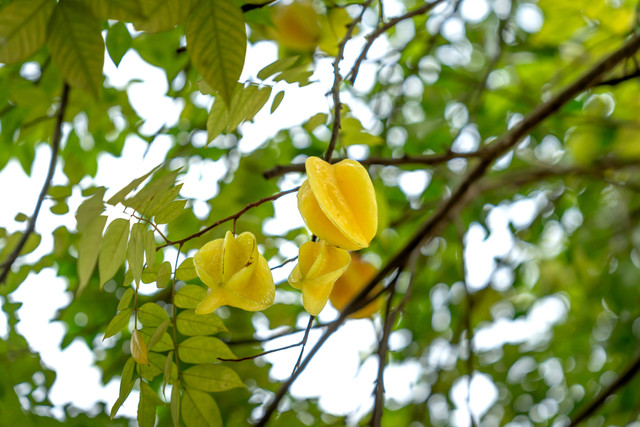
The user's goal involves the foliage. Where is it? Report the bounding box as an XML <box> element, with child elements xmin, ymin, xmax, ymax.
<box><xmin>1</xmin><ymin>0</ymin><xmax>640</xmax><ymax>426</ymax></box>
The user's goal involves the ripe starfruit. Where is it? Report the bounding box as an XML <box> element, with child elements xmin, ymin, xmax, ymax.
<box><xmin>288</xmin><ymin>240</ymin><xmax>351</xmax><ymax>316</ymax></box>
<box><xmin>298</xmin><ymin>156</ymin><xmax>377</xmax><ymax>251</ymax></box>
<box><xmin>194</xmin><ymin>231</ymin><xmax>275</xmax><ymax>314</ymax></box>
<box><xmin>329</xmin><ymin>254</ymin><xmax>382</xmax><ymax>319</ymax></box>
<box><xmin>270</xmin><ymin>0</ymin><xmax>321</xmax><ymax>52</ymax></box>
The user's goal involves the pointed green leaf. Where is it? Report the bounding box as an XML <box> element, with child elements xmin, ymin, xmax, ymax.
<box><xmin>76</xmin><ymin>187</ymin><xmax>105</xmax><ymax>232</ymax></box>
<box><xmin>182</xmin><ymin>388</ymin><xmax>222</xmax><ymax>427</ymax></box>
<box><xmin>138</xmin><ymin>302</ymin><xmax>170</xmax><ymax>327</ymax></box>
<box><xmin>156</xmin><ymin>261</ymin><xmax>172</xmax><ymax>288</ymax></box>
<box><xmin>141</xmin><ymin>352</ymin><xmax>177</xmax><ymax>382</ymax></box>
<box><xmin>110</xmin><ymin>357</ymin><xmax>136</xmax><ymax>419</ymax></box>
<box><xmin>176</xmin><ymin>310</ymin><xmax>227</xmax><ymax>336</ymax></box>
<box><xmin>48</xmin><ymin>0</ymin><xmax>104</xmax><ymax>98</ymax></box>
<box><xmin>117</xmin><ymin>288</ymin><xmax>135</xmax><ymax>311</ymax></box>
<box><xmin>128</xmin><ymin>223</ymin><xmax>145</xmax><ymax>285</ymax></box>
<box><xmin>206</xmin><ymin>97</ymin><xmax>230</xmax><ymax>143</ymax></box>
<box><xmin>138</xmin><ymin>381</ymin><xmax>163</xmax><ymax>427</ymax></box>
<box><xmin>171</xmin><ymin>381</ymin><xmax>180</xmax><ymax>427</ymax></box>
<box><xmin>271</xmin><ymin>90</ymin><xmax>285</xmax><ymax>114</ymax></box>
<box><xmin>257</xmin><ymin>56</ymin><xmax>299</xmax><ymax>80</ymax></box>
<box><xmin>131</xmin><ymin>329</ymin><xmax>149</xmax><ymax>365</ymax></box>
<box><xmin>77</xmin><ymin>215</ymin><xmax>107</xmax><ymax>293</ymax></box>
<box><xmin>123</xmin><ymin>169</ymin><xmax>181</xmax><ymax>216</ymax></box>
<box><xmin>104</xmin><ymin>308</ymin><xmax>132</xmax><ymax>340</ymax></box>
<box><xmin>148</xmin><ymin>318</ymin><xmax>171</xmax><ymax>350</ymax></box>
<box><xmin>185</xmin><ymin>0</ymin><xmax>246</xmax><ymax>104</ymax></box>
<box><xmin>182</xmin><ymin>364</ymin><xmax>245</xmax><ymax>392</ymax></box>
<box><xmin>178</xmin><ymin>336</ymin><xmax>235</xmax><ymax>364</ymax></box>
<box><xmin>135</xmin><ymin>0</ymin><xmax>196</xmax><ymax>33</ymax></box>
<box><xmin>176</xmin><ymin>258</ymin><xmax>197</xmax><ymax>281</ymax></box>
<box><xmin>174</xmin><ymin>285</ymin><xmax>207</xmax><ymax>309</ymax></box>
<box><xmin>106</xmin><ymin>164</ymin><xmax>162</xmax><ymax>206</ymax></box>
<box><xmin>226</xmin><ymin>85</ymin><xmax>272</xmax><ymax>131</ymax></box>
<box><xmin>163</xmin><ymin>351</ymin><xmax>174</xmax><ymax>395</ymax></box>
<box><xmin>144</xmin><ymin>229</ymin><xmax>157</xmax><ymax>270</ymax></box>
<box><xmin>106</xmin><ymin>21</ymin><xmax>132</xmax><ymax>66</ymax></box>
<box><xmin>140</xmin><ymin>326</ymin><xmax>173</xmax><ymax>352</ymax></box>
<box><xmin>155</xmin><ymin>199</ymin><xmax>187</xmax><ymax>224</ymax></box>
<box><xmin>98</xmin><ymin>218</ymin><xmax>130</xmax><ymax>287</ymax></box>
<box><xmin>0</xmin><ymin>0</ymin><xmax>55</xmax><ymax>64</ymax></box>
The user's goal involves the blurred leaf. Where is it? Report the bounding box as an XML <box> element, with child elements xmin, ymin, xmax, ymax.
<box><xmin>144</xmin><ymin>229</ymin><xmax>157</xmax><ymax>270</ymax></box>
<box><xmin>117</xmin><ymin>288</ymin><xmax>135</xmax><ymax>311</ymax></box>
<box><xmin>106</xmin><ymin>22</ymin><xmax>132</xmax><ymax>66</ymax></box>
<box><xmin>257</xmin><ymin>56</ymin><xmax>299</xmax><ymax>80</ymax></box>
<box><xmin>182</xmin><ymin>364</ymin><xmax>245</xmax><ymax>392</ymax></box>
<box><xmin>103</xmin><ymin>307</ymin><xmax>132</xmax><ymax>340</ymax></box>
<box><xmin>271</xmin><ymin>90</ymin><xmax>285</xmax><ymax>114</ymax></box>
<box><xmin>134</xmin><ymin>0</ymin><xmax>195</xmax><ymax>33</ymax></box>
<box><xmin>98</xmin><ymin>218</ymin><xmax>130</xmax><ymax>287</ymax></box>
<box><xmin>110</xmin><ymin>357</ymin><xmax>136</xmax><ymax>419</ymax></box>
<box><xmin>0</xmin><ymin>0</ymin><xmax>55</xmax><ymax>64</ymax></box>
<box><xmin>128</xmin><ymin>223</ymin><xmax>145</xmax><ymax>285</ymax></box>
<box><xmin>106</xmin><ymin>164</ymin><xmax>162</xmax><ymax>206</ymax></box>
<box><xmin>147</xmin><ymin>318</ymin><xmax>171</xmax><ymax>351</ymax></box>
<box><xmin>182</xmin><ymin>388</ymin><xmax>222</xmax><ymax>427</ymax></box>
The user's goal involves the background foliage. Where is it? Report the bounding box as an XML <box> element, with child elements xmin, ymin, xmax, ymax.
<box><xmin>1</xmin><ymin>0</ymin><xmax>640</xmax><ymax>426</ymax></box>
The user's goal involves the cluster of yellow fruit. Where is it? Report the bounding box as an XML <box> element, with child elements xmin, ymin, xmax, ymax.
<box><xmin>193</xmin><ymin>156</ymin><xmax>380</xmax><ymax>318</ymax></box>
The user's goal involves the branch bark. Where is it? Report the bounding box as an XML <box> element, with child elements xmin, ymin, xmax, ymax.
<box><xmin>0</xmin><ymin>84</ymin><xmax>70</xmax><ymax>285</ymax></box>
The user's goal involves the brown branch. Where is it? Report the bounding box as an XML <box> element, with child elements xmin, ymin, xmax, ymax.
<box><xmin>291</xmin><ymin>315</ymin><xmax>315</xmax><ymax>375</ymax></box>
<box><xmin>569</xmin><ymin>350</ymin><xmax>640</xmax><ymax>426</ymax></box>
<box><xmin>595</xmin><ymin>69</ymin><xmax>640</xmax><ymax>86</ymax></box>
<box><xmin>348</xmin><ymin>0</ymin><xmax>446</xmax><ymax>85</ymax></box>
<box><xmin>325</xmin><ymin>0</ymin><xmax>374</xmax><ymax>162</ymax></box>
<box><xmin>263</xmin><ymin>151</ymin><xmax>485</xmax><ymax>179</ymax></box>
<box><xmin>254</xmin><ymin>32</ymin><xmax>640</xmax><ymax>427</ymax></box>
<box><xmin>157</xmin><ymin>187</ymin><xmax>299</xmax><ymax>249</ymax></box>
<box><xmin>131</xmin><ymin>213</ymin><xmax>170</xmax><ymax>244</ymax></box>
<box><xmin>270</xmin><ymin>256</ymin><xmax>298</xmax><ymax>270</ymax></box>
<box><xmin>0</xmin><ymin>84</ymin><xmax>70</xmax><ymax>285</ymax></box>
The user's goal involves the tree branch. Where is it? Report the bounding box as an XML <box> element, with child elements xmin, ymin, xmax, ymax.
<box><xmin>0</xmin><ymin>84</ymin><xmax>70</xmax><ymax>285</ymax></box>
<box><xmin>254</xmin><ymin>32</ymin><xmax>640</xmax><ymax>427</ymax></box>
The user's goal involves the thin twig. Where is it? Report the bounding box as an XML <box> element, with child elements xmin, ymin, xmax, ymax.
<box><xmin>225</xmin><ymin>321</ymin><xmax>329</xmax><ymax>346</ymax></box>
<box><xmin>325</xmin><ymin>0</ymin><xmax>373</xmax><ymax>162</ymax></box>
<box><xmin>255</xmin><ymin>32</ymin><xmax>640</xmax><ymax>427</ymax></box>
<box><xmin>348</xmin><ymin>0</ymin><xmax>446</xmax><ymax>85</ymax></box>
<box><xmin>270</xmin><ymin>256</ymin><xmax>298</xmax><ymax>270</ymax></box>
<box><xmin>0</xmin><ymin>84</ymin><xmax>70</xmax><ymax>285</ymax></box>
<box><xmin>157</xmin><ymin>187</ymin><xmax>299</xmax><ymax>249</ymax></box>
<box><xmin>131</xmin><ymin>213</ymin><xmax>170</xmax><ymax>244</ymax></box>
<box><xmin>291</xmin><ymin>315</ymin><xmax>315</xmax><ymax>375</ymax></box>
<box><xmin>595</xmin><ymin>68</ymin><xmax>640</xmax><ymax>86</ymax></box>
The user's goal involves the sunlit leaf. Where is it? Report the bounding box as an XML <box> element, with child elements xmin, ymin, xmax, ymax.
<box><xmin>139</xmin><ymin>326</ymin><xmax>173</xmax><ymax>352</ymax></box>
<box><xmin>257</xmin><ymin>56</ymin><xmax>299</xmax><ymax>80</ymax></box>
<box><xmin>176</xmin><ymin>309</ymin><xmax>227</xmax><ymax>336</ymax></box>
<box><xmin>147</xmin><ymin>318</ymin><xmax>171</xmax><ymax>351</ymax></box>
<box><xmin>110</xmin><ymin>357</ymin><xmax>136</xmax><ymax>419</ymax></box>
<box><xmin>182</xmin><ymin>364</ymin><xmax>245</xmax><ymax>392</ymax></box>
<box><xmin>0</xmin><ymin>0</ymin><xmax>55</xmax><ymax>64</ymax></box>
<box><xmin>138</xmin><ymin>302</ymin><xmax>170</xmax><ymax>327</ymax></box>
<box><xmin>176</xmin><ymin>258</ymin><xmax>197</xmax><ymax>281</ymax></box>
<box><xmin>117</xmin><ymin>288</ymin><xmax>135</xmax><ymax>311</ymax></box>
<box><xmin>178</xmin><ymin>336</ymin><xmax>236</xmax><ymax>364</ymax></box>
<box><xmin>145</xmin><ymin>229</ymin><xmax>156</xmax><ymax>270</ymax></box>
<box><xmin>182</xmin><ymin>388</ymin><xmax>222</xmax><ymax>427</ymax></box>
<box><xmin>271</xmin><ymin>90</ymin><xmax>285</xmax><ymax>114</ymax></box>
<box><xmin>104</xmin><ymin>308</ymin><xmax>132</xmax><ymax>340</ymax></box>
<box><xmin>174</xmin><ymin>285</ymin><xmax>207</xmax><ymax>309</ymax></box>
<box><xmin>135</xmin><ymin>0</ymin><xmax>196</xmax><ymax>33</ymax></box>
<box><xmin>128</xmin><ymin>223</ymin><xmax>145</xmax><ymax>285</ymax></box>
<box><xmin>131</xmin><ymin>329</ymin><xmax>149</xmax><ymax>365</ymax></box>
<box><xmin>98</xmin><ymin>218</ymin><xmax>130</xmax><ymax>287</ymax></box>
<box><xmin>138</xmin><ymin>381</ymin><xmax>163</xmax><ymax>427</ymax></box>
<box><xmin>155</xmin><ymin>199</ymin><xmax>187</xmax><ymax>224</ymax></box>
<box><xmin>106</xmin><ymin>164</ymin><xmax>162</xmax><ymax>206</ymax></box>
<box><xmin>156</xmin><ymin>261</ymin><xmax>172</xmax><ymax>288</ymax></box>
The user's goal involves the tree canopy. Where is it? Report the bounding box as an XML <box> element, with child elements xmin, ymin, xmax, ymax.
<box><xmin>1</xmin><ymin>0</ymin><xmax>640</xmax><ymax>426</ymax></box>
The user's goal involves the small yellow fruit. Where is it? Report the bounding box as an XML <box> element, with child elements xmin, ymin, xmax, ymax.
<box><xmin>298</xmin><ymin>156</ymin><xmax>378</xmax><ymax>250</ymax></box>
<box><xmin>270</xmin><ymin>1</ymin><xmax>321</xmax><ymax>52</ymax></box>
<box><xmin>289</xmin><ymin>240</ymin><xmax>351</xmax><ymax>316</ymax></box>
<box><xmin>329</xmin><ymin>254</ymin><xmax>381</xmax><ymax>319</ymax></box>
<box><xmin>194</xmin><ymin>231</ymin><xmax>275</xmax><ymax>313</ymax></box>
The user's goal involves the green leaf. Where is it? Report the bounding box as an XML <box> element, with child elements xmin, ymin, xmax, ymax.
<box><xmin>140</xmin><ymin>326</ymin><xmax>173</xmax><ymax>352</ymax></box>
<box><xmin>110</xmin><ymin>357</ymin><xmax>136</xmax><ymax>419</ymax></box>
<box><xmin>128</xmin><ymin>223</ymin><xmax>145</xmax><ymax>285</ymax></box>
<box><xmin>123</xmin><ymin>169</ymin><xmax>181</xmax><ymax>216</ymax></box>
<box><xmin>176</xmin><ymin>310</ymin><xmax>227</xmax><ymax>336</ymax></box>
<box><xmin>178</xmin><ymin>336</ymin><xmax>236</xmax><ymax>364</ymax></box>
<box><xmin>131</xmin><ymin>328</ymin><xmax>149</xmax><ymax>365</ymax></box>
<box><xmin>117</xmin><ymin>288</ymin><xmax>135</xmax><ymax>311</ymax></box>
<box><xmin>182</xmin><ymin>364</ymin><xmax>244</xmax><ymax>392</ymax></box>
<box><xmin>106</xmin><ymin>21</ymin><xmax>132</xmax><ymax>67</ymax></box>
<box><xmin>0</xmin><ymin>0</ymin><xmax>55</xmax><ymax>64</ymax></box>
<box><xmin>163</xmin><ymin>351</ymin><xmax>174</xmax><ymax>395</ymax></box>
<box><xmin>156</xmin><ymin>261</ymin><xmax>172</xmax><ymax>288</ymax></box>
<box><xmin>138</xmin><ymin>381</ymin><xmax>163</xmax><ymax>427</ymax></box>
<box><xmin>148</xmin><ymin>318</ymin><xmax>171</xmax><ymax>350</ymax></box>
<box><xmin>77</xmin><ymin>215</ymin><xmax>107</xmax><ymax>293</ymax></box>
<box><xmin>185</xmin><ymin>0</ymin><xmax>246</xmax><ymax>104</ymax></box>
<box><xmin>47</xmin><ymin>0</ymin><xmax>104</xmax><ymax>98</ymax></box>
<box><xmin>182</xmin><ymin>388</ymin><xmax>222</xmax><ymax>427</ymax></box>
<box><xmin>138</xmin><ymin>302</ymin><xmax>170</xmax><ymax>327</ymax></box>
<box><xmin>155</xmin><ymin>199</ymin><xmax>187</xmax><ymax>224</ymax></box>
<box><xmin>304</xmin><ymin>112</ymin><xmax>328</xmax><ymax>132</ymax></box>
<box><xmin>176</xmin><ymin>258</ymin><xmax>197</xmax><ymax>281</ymax></box>
<box><xmin>135</xmin><ymin>0</ymin><xmax>196</xmax><ymax>33</ymax></box>
<box><xmin>140</xmin><ymin>351</ymin><xmax>174</xmax><ymax>380</ymax></box>
<box><xmin>104</xmin><ymin>308</ymin><xmax>132</xmax><ymax>340</ymax></box>
<box><xmin>271</xmin><ymin>90</ymin><xmax>285</xmax><ymax>114</ymax></box>
<box><xmin>226</xmin><ymin>85</ymin><xmax>272</xmax><ymax>130</ymax></box>
<box><xmin>175</xmin><ymin>285</ymin><xmax>207</xmax><ymax>309</ymax></box>
<box><xmin>50</xmin><ymin>201</ymin><xmax>69</xmax><ymax>215</ymax></box>
<box><xmin>88</xmin><ymin>0</ymin><xmax>145</xmax><ymax>21</ymax></box>
<box><xmin>49</xmin><ymin>185</ymin><xmax>72</xmax><ymax>198</ymax></box>
<box><xmin>171</xmin><ymin>380</ymin><xmax>180</xmax><ymax>426</ymax></box>
<box><xmin>98</xmin><ymin>218</ymin><xmax>130</xmax><ymax>287</ymax></box>
<box><xmin>145</xmin><ymin>229</ymin><xmax>157</xmax><ymax>270</ymax></box>
<box><xmin>76</xmin><ymin>187</ymin><xmax>105</xmax><ymax>232</ymax></box>
<box><xmin>206</xmin><ymin>97</ymin><xmax>230</xmax><ymax>143</ymax></box>
<box><xmin>257</xmin><ymin>56</ymin><xmax>299</xmax><ymax>80</ymax></box>
<box><xmin>14</xmin><ymin>213</ymin><xmax>28</xmax><ymax>223</ymax></box>
<box><xmin>106</xmin><ymin>164</ymin><xmax>162</xmax><ymax>206</ymax></box>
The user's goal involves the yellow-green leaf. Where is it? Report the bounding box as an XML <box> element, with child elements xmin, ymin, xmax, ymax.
<box><xmin>77</xmin><ymin>215</ymin><xmax>107</xmax><ymax>293</ymax></box>
<box><xmin>163</xmin><ymin>351</ymin><xmax>174</xmax><ymax>395</ymax></box>
<box><xmin>98</xmin><ymin>218</ymin><xmax>130</xmax><ymax>287</ymax></box>
<box><xmin>182</xmin><ymin>364</ymin><xmax>244</xmax><ymax>392</ymax></box>
<box><xmin>128</xmin><ymin>223</ymin><xmax>145</xmax><ymax>285</ymax></box>
<box><xmin>271</xmin><ymin>90</ymin><xmax>285</xmax><ymax>114</ymax></box>
<box><xmin>117</xmin><ymin>288</ymin><xmax>135</xmax><ymax>311</ymax></box>
<box><xmin>88</xmin><ymin>0</ymin><xmax>145</xmax><ymax>21</ymax></box>
<box><xmin>0</xmin><ymin>0</ymin><xmax>55</xmax><ymax>64</ymax></box>
<box><xmin>178</xmin><ymin>336</ymin><xmax>235</xmax><ymax>364</ymax></box>
<box><xmin>131</xmin><ymin>329</ymin><xmax>149</xmax><ymax>365</ymax></box>
<box><xmin>138</xmin><ymin>381</ymin><xmax>163</xmax><ymax>427</ymax></box>
<box><xmin>176</xmin><ymin>258</ymin><xmax>197</xmax><ymax>281</ymax></box>
<box><xmin>110</xmin><ymin>357</ymin><xmax>136</xmax><ymax>419</ymax></box>
<box><xmin>144</xmin><ymin>229</ymin><xmax>156</xmax><ymax>270</ymax></box>
<box><xmin>206</xmin><ymin>97</ymin><xmax>230</xmax><ymax>143</ymax></box>
<box><xmin>48</xmin><ymin>0</ymin><xmax>104</xmax><ymax>98</ymax></box>
<box><xmin>257</xmin><ymin>56</ymin><xmax>299</xmax><ymax>80</ymax></box>
<box><xmin>104</xmin><ymin>308</ymin><xmax>132</xmax><ymax>340</ymax></box>
<box><xmin>185</xmin><ymin>0</ymin><xmax>246</xmax><ymax>104</ymax></box>
<box><xmin>156</xmin><ymin>261</ymin><xmax>172</xmax><ymax>288</ymax></box>
<box><xmin>138</xmin><ymin>302</ymin><xmax>170</xmax><ymax>327</ymax></box>
<box><xmin>176</xmin><ymin>310</ymin><xmax>227</xmax><ymax>336</ymax></box>
<box><xmin>139</xmin><ymin>326</ymin><xmax>173</xmax><ymax>352</ymax></box>
<box><xmin>106</xmin><ymin>164</ymin><xmax>162</xmax><ymax>206</ymax></box>
<box><xmin>182</xmin><ymin>388</ymin><xmax>222</xmax><ymax>427</ymax></box>
<box><xmin>147</xmin><ymin>318</ymin><xmax>171</xmax><ymax>351</ymax></box>
<box><xmin>175</xmin><ymin>285</ymin><xmax>207</xmax><ymax>309</ymax></box>
<box><xmin>171</xmin><ymin>381</ymin><xmax>180</xmax><ymax>426</ymax></box>
<box><xmin>135</xmin><ymin>0</ymin><xmax>196</xmax><ymax>33</ymax></box>
<box><xmin>155</xmin><ymin>199</ymin><xmax>186</xmax><ymax>224</ymax></box>
<box><xmin>106</xmin><ymin>21</ymin><xmax>132</xmax><ymax>67</ymax></box>
<box><xmin>76</xmin><ymin>187</ymin><xmax>105</xmax><ymax>232</ymax></box>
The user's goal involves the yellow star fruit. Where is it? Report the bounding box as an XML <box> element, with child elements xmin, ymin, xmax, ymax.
<box><xmin>288</xmin><ymin>240</ymin><xmax>351</xmax><ymax>316</ymax></box>
<box><xmin>329</xmin><ymin>254</ymin><xmax>382</xmax><ymax>319</ymax></box>
<box><xmin>298</xmin><ymin>156</ymin><xmax>378</xmax><ymax>250</ymax></box>
<box><xmin>194</xmin><ymin>231</ymin><xmax>275</xmax><ymax>314</ymax></box>
<box><xmin>270</xmin><ymin>0</ymin><xmax>321</xmax><ymax>52</ymax></box>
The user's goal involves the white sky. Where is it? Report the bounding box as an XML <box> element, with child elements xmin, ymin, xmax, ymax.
<box><xmin>0</xmin><ymin>0</ymin><xmax>562</xmax><ymax>425</ymax></box>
